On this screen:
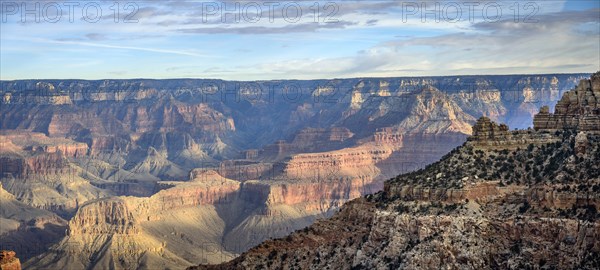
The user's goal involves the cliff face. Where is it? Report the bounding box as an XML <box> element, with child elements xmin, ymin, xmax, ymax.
<box><xmin>468</xmin><ymin>116</ymin><xmax>560</xmax><ymax>149</ymax></box>
<box><xmin>68</xmin><ymin>198</ymin><xmax>138</xmax><ymax>235</ymax></box>
<box><xmin>0</xmin><ymin>131</ymin><xmax>110</xmax><ymax>215</ymax></box>
<box><xmin>534</xmin><ymin>72</ymin><xmax>600</xmax><ymax>131</ymax></box>
<box><xmin>0</xmin><ymin>75</ymin><xmax>587</xmax><ymax>191</ymax></box>
<box><xmin>26</xmin><ymin>172</ymin><xmax>243</xmax><ymax>270</ymax></box>
<box><xmin>26</xmin><ymin>163</ymin><xmax>389</xmax><ymax>269</ymax></box>
<box><xmin>282</xmin><ymin>143</ymin><xmax>394</xmax><ymax>180</ymax></box>
<box><xmin>195</xmin><ymin>200</ymin><xmax>599</xmax><ymax>270</ymax></box>
<box><xmin>243</xmin><ymin>179</ymin><xmax>379</xmax><ymax>213</ymax></box>
<box><xmin>190</xmin><ymin>73</ymin><xmax>600</xmax><ymax>270</ymax></box>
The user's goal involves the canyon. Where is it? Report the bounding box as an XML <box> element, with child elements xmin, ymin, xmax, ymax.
<box><xmin>190</xmin><ymin>72</ymin><xmax>600</xmax><ymax>269</ymax></box>
<box><xmin>0</xmin><ymin>73</ymin><xmax>592</xmax><ymax>269</ymax></box>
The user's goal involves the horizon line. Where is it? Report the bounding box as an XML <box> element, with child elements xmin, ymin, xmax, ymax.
<box><xmin>0</xmin><ymin>71</ymin><xmax>596</xmax><ymax>83</ymax></box>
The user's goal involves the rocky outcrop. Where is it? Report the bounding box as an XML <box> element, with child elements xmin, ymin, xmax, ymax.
<box><xmin>385</xmin><ymin>181</ymin><xmax>502</xmax><ymax>203</ymax></box>
<box><xmin>1</xmin><ymin>153</ymin><xmax>68</xmax><ymax>177</ymax></box>
<box><xmin>470</xmin><ymin>116</ymin><xmax>510</xmax><ymax>141</ymax></box>
<box><xmin>212</xmin><ymin>161</ymin><xmax>281</xmax><ymax>182</ymax></box>
<box><xmin>27</xmin><ymin>172</ymin><xmax>243</xmax><ymax>270</ymax></box>
<box><xmin>575</xmin><ymin>131</ymin><xmax>590</xmax><ymax>155</ymax></box>
<box><xmin>0</xmin><ymin>131</ymin><xmax>88</xmax><ymax>178</ymax></box>
<box><xmin>373</xmin><ymin>128</ymin><xmax>404</xmax><ymax>144</ymax></box>
<box><xmin>468</xmin><ymin>117</ymin><xmax>559</xmax><ymax>149</ymax></box>
<box><xmin>0</xmin><ymin>251</ymin><xmax>21</xmax><ymax>270</ymax></box>
<box><xmin>286</xmin><ymin>127</ymin><xmax>354</xmax><ymax>153</ymax></box>
<box><xmin>0</xmin><ymin>131</ymin><xmax>109</xmax><ymax>215</ymax></box>
<box><xmin>149</xmin><ymin>172</ymin><xmax>240</xmax><ymax>211</ymax></box>
<box><xmin>0</xmin><ymin>131</ymin><xmax>88</xmax><ymax>158</ymax></box>
<box><xmin>69</xmin><ymin>198</ymin><xmax>138</xmax><ymax>235</ymax></box>
<box><xmin>534</xmin><ymin>72</ymin><xmax>600</xmax><ymax>131</ymax></box>
<box><xmin>385</xmin><ymin>181</ymin><xmax>600</xmax><ymax>210</ymax></box>
<box><xmin>243</xmin><ymin>178</ymin><xmax>381</xmax><ymax>213</ymax></box>
<box><xmin>283</xmin><ymin>144</ymin><xmax>394</xmax><ymax>180</ymax></box>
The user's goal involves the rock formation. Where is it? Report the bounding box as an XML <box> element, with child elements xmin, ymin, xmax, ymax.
<box><xmin>470</xmin><ymin>116</ymin><xmax>510</xmax><ymax>141</ymax></box>
<box><xmin>0</xmin><ymin>251</ymin><xmax>21</xmax><ymax>270</ymax></box>
<box><xmin>534</xmin><ymin>71</ymin><xmax>600</xmax><ymax>131</ymax></box>
<box><xmin>0</xmin><ymin>131</ymin><xmax>110</xmax><ymax>215</ymax></box>
<box><xmin>468</xmin><ymin>117</ymin><xmax>559</xmax><ymax>149</ymax></box>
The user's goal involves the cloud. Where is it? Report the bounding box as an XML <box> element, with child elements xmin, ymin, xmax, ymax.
<box><xmin>108</xmin><ymin>71</ymin><xmax>128</xmax><ymax>76</ymax></box>
<box><xmin>137</xmin><ymin>1</ymin><xmax>399</xmax><ymax>33</ymax></box>
<box><xmin>365</xmin><ymin>19</ymin><xmax>378</xmax><ymax>26</ymax></box>
<box><xmin>177</xmin><ymin>21</ymin><xmax>356</xmax><ymax>34</ymax></box>
<box><xmin>471</xmin><ymin>8</ymin><xmax>600</xmax><ymax>34</ymax></box>
<box><xmin>381</xmin><ymin>9</ymin><xmax>599</xmax><ymax>74</ymax></box>
<box><xmin>224</xmin><ymin>7</ymin><xmax>599</xmax><ymax>79</ymax></box>
<box><xmin>1</xmin><ymin>1</ymin><xmax>598</xmax><ymax>80</ymax></box>
<box><xmin>85</xmin><ymin>33</ymin><xmax>105</xmax><ymax>41</ymax></box>
<box><xmin>382</xmin><ymin>8</ymin><xmax>600</xmax><ymax>50</ymax></box>
<box><xmin>11</xmin><ymin>37</ymin><xmax>212</xmax><ymax>57</ymax></box>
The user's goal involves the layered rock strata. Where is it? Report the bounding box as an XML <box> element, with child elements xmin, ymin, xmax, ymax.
<box><xmin>534</xmin><ymin>72</ymin><xmax>600</xmax><ymax>131</ymax></box>
<box><xmin>468</xmin><ymin>117</ymin><xmax>560</xmax><ymax>149</ymax></box>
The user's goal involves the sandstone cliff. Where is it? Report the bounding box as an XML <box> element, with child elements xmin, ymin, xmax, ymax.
<box><xmin>0</xmin><ymin>131</ymin><xmax>110</xmax><ymax>215</ymax></box>
<box><xmin>25</xmin><ymin>171</ymin><xmax>242</xmax><ymax>270</ymax></box>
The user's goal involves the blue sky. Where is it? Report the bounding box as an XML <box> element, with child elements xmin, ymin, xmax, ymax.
<box><xmin>1</xmin><ymin>0</ymin><xmax>599</xmax><ymax>80</ymax></box>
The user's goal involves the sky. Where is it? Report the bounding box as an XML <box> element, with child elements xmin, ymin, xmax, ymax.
<box><xmin>0</xmin><ymin>0</ymin><xmax>599</xmax><ymax>80</ymax></box>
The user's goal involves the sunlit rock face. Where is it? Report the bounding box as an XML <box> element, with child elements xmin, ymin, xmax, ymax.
<box><xmin>0</xmin><ymin>74</ymin><xmax>590</xmax><ymax>269</ymax></box>
<box><xmin>534</xmin><ymin>71</ymin><xmax>600</xmax><ymax>131</ymax></box>
<box><xmin>0</xmin><ymin>250</ymin><xmax>21</xmax><ymax>270</ymax></box>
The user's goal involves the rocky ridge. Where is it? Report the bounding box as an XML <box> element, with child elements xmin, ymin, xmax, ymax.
<box><xmin>534</xmin><ymin>72</ymin><xmax>600</xmax><ymax>131</ymax></box>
